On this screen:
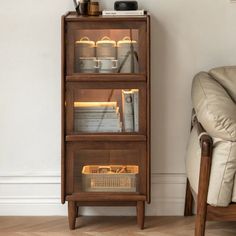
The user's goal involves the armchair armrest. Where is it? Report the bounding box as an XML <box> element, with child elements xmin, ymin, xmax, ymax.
<box><xmin>192</xmin><ymin>109</ymin><xmax>214</xmax><ymax>231</ymax></box>
<box><xmin>192</xmin><ymin>109</ymin><xmax>213</xmax><ymax>156</ymax></box>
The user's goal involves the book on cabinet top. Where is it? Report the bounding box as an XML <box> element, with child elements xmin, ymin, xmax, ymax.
<box><xmin>102</xmin><ymin>10</ymin><xmax>145</xmax><ymax>16</ymax></box>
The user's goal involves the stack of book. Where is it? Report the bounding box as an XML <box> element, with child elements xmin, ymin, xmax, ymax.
<box><xmin>122</xmin><ymin>89</ymin><xmax>139</xmax><ymax>132</ymax></box>
<box><xmin>74</xmin><ymin>102</ymin><xmax>122</xmax><ymax>132</ymax></box>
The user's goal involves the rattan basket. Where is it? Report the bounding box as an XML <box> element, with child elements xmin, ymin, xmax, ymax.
<box><xmin>82</xmin><ymin>165</ymin><xmax>139</xmax><ymax>192</ymax></box>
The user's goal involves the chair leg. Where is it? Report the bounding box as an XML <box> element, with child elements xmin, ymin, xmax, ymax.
<box><xmin>195</xmin><ymin>177</ymin><xmax>208</xmax><ymax>236</ymax></box>
<box><xmin>195</xmin><ymin>209</ymin><xmax>207</xmax><ymax>236</ymax></box>
<box><xmin>195</xmin><ymin>137</ymin><xmax>213</xmax><ymax>236</ymax></box>
<box><xmin>184</xmin><ymin>178</ymin><xmax>194</xmax><ymax>216</ymax></box>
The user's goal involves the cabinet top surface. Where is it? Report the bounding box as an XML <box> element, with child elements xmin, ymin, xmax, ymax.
<box><xmin>64</xmin><ymin>12</ymin><xmax>149</xmax><ymax>22</ymax></box>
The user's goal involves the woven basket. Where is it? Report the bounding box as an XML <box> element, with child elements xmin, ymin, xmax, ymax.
<box><xmin>82</xmin><ymin>165</ymin><xmax>139</xmax><ymax>192</ymax></box>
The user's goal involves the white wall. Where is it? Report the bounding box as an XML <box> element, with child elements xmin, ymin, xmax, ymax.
<box><xmin>0</xmin><ymin>0</ymin><xmax>236</xmax><ymax>216</ymax></box>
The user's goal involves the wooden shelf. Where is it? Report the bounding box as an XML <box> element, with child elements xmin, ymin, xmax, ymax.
<box><xmin>66</xmin><ymin>192</ymin><xmax>146</xmax><ymax>202</ymax></box>
<box><xmin>66</xmin><ymin>134</ymin><xmax>147</xmax><ymax>142</ymax></box>
<box><xmin>66</xmin><ymin>74</ymin><xmax>146</xmax><ymax>82</ymax></box>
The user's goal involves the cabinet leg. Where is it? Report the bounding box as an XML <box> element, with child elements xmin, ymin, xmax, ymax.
<box><xmin>136</xmin><ymin>201</ymin><xmax>145</xmax><ymax>229</ymax></box>
<box><xmin>68</xmin><ymin>201</ymin><xmax>76</xmax><ymax>230</ymax></box>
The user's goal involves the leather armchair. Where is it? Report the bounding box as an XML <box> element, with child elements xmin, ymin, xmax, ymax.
<box><xmin>184</xmin><ymin>66</ymin><xmax>236</xmax><ymax>236</ymax></box>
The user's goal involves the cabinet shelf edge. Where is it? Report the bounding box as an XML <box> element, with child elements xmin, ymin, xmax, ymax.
<box><xmin>65</xmin><ymin>134</ymin><xmax>147</xmax><ymax>142</ymax></box>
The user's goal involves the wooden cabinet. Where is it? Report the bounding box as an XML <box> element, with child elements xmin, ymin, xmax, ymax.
<box><xmin>61</xmin><ymin>12</ymin><xmax>150</xmax><ymax>229</ymax></box>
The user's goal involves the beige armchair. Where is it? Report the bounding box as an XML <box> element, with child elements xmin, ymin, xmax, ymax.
<box><xmin>184</xmin><ymin>66</ymin><xmax>236</xmax><ymax>236</ymax></box>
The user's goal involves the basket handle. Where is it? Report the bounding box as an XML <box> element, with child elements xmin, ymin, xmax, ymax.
<box><xmin>98</xmin><ymin>166</ymin><xmax>111</xmax><ymax>173</ymax></box>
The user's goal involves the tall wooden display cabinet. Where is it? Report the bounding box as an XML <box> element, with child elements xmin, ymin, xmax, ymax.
<box><xmin>61</xmin><ymin>12</ymin><xmax>150</xmax><ymax>229</ymax></box>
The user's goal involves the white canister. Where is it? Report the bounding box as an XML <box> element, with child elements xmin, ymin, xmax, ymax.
<box><xmin>96</xmin><ymin>36</ymin><xmax>116</xmax><ymax>58</ymax></box>
<box><xmin>75</xmin><ymin>37</ymin><xmax>95</xmax><ymax>72</ymax></box>
<box><xmin>78</xmin><ymin>57</ymin><xmax>97</xmax><ymax>73</ymax></box>
<box><xmin>117</xmin><ymin>37</ymin><xmax>139</xmax><ymax>73</ymax></box>
<box><xmin>75</xmin><ymin>37</ymin><xmax>95</xmax><ymax>58</ymax></box>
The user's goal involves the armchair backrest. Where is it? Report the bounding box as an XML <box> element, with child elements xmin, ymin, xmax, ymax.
<box><xmin>191</xmin><ymin>66</ymin><xmax>236</xmax><ymax>141</ymax></box>
<box><xmin>209</xmin><ymin>66</ymin><xmax>236</xmax><ymax>103</ymax></box>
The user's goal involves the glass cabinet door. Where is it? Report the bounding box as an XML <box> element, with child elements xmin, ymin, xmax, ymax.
<box><xmin>65</xmin><ymin>83</ymin><xmax>147</xmax><ymax>134</ymax></box>
<box><xmin>65</xmin><ymin>142</ymin><xmax>147</xmax><ymax>195</ymax></box>
<box><xmin>66</xmin><ymin>21</ymin><xmax>147</xmax><ymax>75</ymax></box>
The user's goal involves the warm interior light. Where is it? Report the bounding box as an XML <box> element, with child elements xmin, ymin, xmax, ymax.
<box><xmin>74</xmin><ymin>101</ymin><xmax>117</xmax><ymax>108</ymax></box>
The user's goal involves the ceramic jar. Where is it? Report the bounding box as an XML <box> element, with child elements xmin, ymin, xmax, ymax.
<box><xmin>117</xmin><ymin>36</ymin><xmax>139</xmax><ymax>73</ymax></box>
<box><xmin>75</xmin><ymin>37</ymin><xmax>96</xmax><ymax>58</ymax></box>
<box><xmin>75</xmin><ymin>37</ymin><xmax>95</xmax><ymax>72</ymax></box>
<box><xmin>96</xmin><ymin>36</ymin><xmax>116</xmax><ymax>58</ymax></box>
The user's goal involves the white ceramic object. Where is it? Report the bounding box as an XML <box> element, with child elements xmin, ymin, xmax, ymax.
<box><xmin>117</xmin><ymin>36</ymin><xmax>139</xmax><ymax>73</ymax></box>
<box><xmin>78</xmin><ymin>57</ymin><xmax>97</xmax><ymax>73</ymax></box>
<box><xmin>75</xmin><ymin>37</ymin><xmax>96</xmax><ymax>58</ymax></box>
<box><xmin>96</xmin><ymin>57</ymin><xmax>118</xmax><ymax>73</ymax></box>
<box><xmin>75</xmin><ymin>37</ymin><xmax>96</xmax><ymax>72</ymax></box>
<box><xmin>96</xmin><ymin>36</ymin><xmax>117</xmax><ymax>58</ymax></box>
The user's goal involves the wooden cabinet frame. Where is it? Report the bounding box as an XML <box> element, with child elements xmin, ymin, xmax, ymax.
<box><xmin>61</xmin><ymin>12</ymin><xmax>151</xmax><ymax>230</ymax></box>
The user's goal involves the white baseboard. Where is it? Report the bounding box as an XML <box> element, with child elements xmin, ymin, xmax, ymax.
<box><xmin>0</xmin><ymin>172</ymin><xmax>186</xmax><ymax>216</ymax></box>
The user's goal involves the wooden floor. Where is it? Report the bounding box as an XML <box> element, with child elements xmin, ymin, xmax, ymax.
<box><xmin>0</xmin><ymin>216</ymin><xmax>236</xmax><ymax>236</ymax></box>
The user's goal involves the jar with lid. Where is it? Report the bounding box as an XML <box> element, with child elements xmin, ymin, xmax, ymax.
<box><xmin>75</xmin><ymin>37</ymin><xmax>96</xmax><ymax>72</ymax></box>
<box><xmin>96</xmin><ymin>36</ymin><xmax>117</xmax><ymax>58</ymax></box>
<box><xmin>117</xmin><ymin>36</ymin><xmax>139</xmax><ymax>73</ymax></box>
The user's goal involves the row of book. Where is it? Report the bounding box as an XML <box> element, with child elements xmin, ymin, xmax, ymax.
<box><xmin>74</xmin><ymin>89</ymin><xmax>139</xmax><ymax>133</ymax></box>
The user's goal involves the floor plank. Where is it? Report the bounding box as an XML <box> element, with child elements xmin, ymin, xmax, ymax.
<box><xmin>0</xmin><ymin>216</ymin><xmax>236</xmax><ymax>236</ymax></box>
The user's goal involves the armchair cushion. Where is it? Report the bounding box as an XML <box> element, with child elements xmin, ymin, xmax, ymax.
<box><xmin>192</xmin><ymin>72</ymin><xmax>236</xmax><ymax>141</ymax></box>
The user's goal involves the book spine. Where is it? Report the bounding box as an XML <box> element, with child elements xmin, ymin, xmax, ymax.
<box><xmin>74</xmin><ymin>113</ymin><xmax>120</xmax><ymax>119</ymax></box>
<box><xmin>74</xmin><ymin>108</ymin><xmax>117</xmax><ymax>113</ymax></box>
<box><xmin>122</xmin><ymin>90</ymin><xmax>134</xmax><ymax>132</ymax></box>
<box><xmin>74</xmin><ymin>119</ymin><xmax>120</xmax><ymax>127</ymax></box>
<box><xmin>75</xmin><ymin>126</ymin><xmax>122</xmax><ymax>132</ymax></box>
<box><xmin>132</xmin><ymin>89</ymin><xmax>139</xmax><ymax>132</ymax></box>
<box><xmin>74</xmin><ymin>106</ymin><xmax>116</xmax><ymax>110</ymax></box>
<box><xmin>74</xmin><ymin>102</ymin><xmax>117</xmax><ymax>108</ymax></box>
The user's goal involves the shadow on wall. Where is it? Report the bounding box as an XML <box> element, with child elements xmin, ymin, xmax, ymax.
<box><xmin>150</xmin><ymin>15</ymin><xmax>193</xmax><ymax>174</ymax></box>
